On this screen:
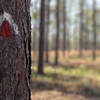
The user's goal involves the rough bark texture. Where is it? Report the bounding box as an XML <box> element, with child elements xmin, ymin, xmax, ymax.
<box><xmin>0</xmin><ymin>0</ymin><xmax>31</xmax><ymax>100</ymax></box>
<box><xmin>38</xmin><ymin>0</ymin><xmax>45</xmax><ymax>74</ymax></box>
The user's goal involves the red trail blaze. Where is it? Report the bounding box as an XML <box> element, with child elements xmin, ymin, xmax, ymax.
<box><xmin>0</xmin><ymin>21</ymin><xmax>11</xmax><ymax>37</ymax></box>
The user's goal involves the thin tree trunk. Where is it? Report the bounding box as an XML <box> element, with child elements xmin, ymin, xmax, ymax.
<box><xmin>84</xmin><ymin>16</ymin><xmax>89</xmax><ymax>50</ymax></box>
<box><xmin>45</xmin><ymin>0</ymin><xmax>50</xmax><ymax>63</ymax></box>
<box><xmin>33</xmin><ymin>0</ymin><xmax>38</xmax><ymax>62</ymax></box>
<box><xmin>38</xmin><ymin>0</ymin><xmax>45</xmax><ymax>74</ymax></box>
<box><xmin>79</xmin><ymin>0</ymin><xmax>84</xmax><ymax>57</ymax></box>
<box><xmin>62</xmin><ymin>0</ymin><xmax>67</xmax><ymax>57</ymax></box>
<box><xmin>92</xmin><ymin>0</ymin><xmax>97</xmax><ymax>60</ymax></box>
<box><xmin>55</xmin><ymin>0</ymin><xmax>60</xmax><ymax>65</ymax></box>
<box><xmin>0</xmin><ymin>0</ymin><xmax>31</xmax><ymax>100</ymax></box>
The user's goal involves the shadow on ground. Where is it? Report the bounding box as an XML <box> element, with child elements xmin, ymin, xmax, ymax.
<box><xmin>31</xmin><ymin>65</ymin><xmax>100</xmax><ymax>100</ymax></box>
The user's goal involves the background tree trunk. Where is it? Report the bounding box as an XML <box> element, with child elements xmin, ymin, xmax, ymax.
<box><xmin>45</xmin><ymin>0</ymin><xmax>50</xmax><ymax>63</ymax></box>
<box><xmin>38</xmin><ymin>0</ymin><xmax>45</xmax><ymax>74</ymax></box>
<box><xmin>0</xmin><ymin>0</ymin><xmax>31</xmax><ymax>100</ymax></box>
<box><xmin>79</xmin><ymin>0</ymin><xmax>84</xmax><ymax>57</ymax></box>
<box><xmin>62</xmin><ymin>0</ymin><xmax>67</xmax><ymax>57</ymax></box>
<box><xmin>84</xmin><ymin>15</ymin><xmax>89</xmax><ymax>50</ymax></box>
<box><xmin>33</xmin><ymin>0</ymin><xmax>38</xmax><ymax>60</ymax></box>
<box><xmin>92</xmin><ymin>0</ymin><xmax>97</xmax><ymax>60</ymax></box>
<box><xmin>55</xmin><ymin>0</ymin><xmax>60</xmax><ymax>65</ymax></box>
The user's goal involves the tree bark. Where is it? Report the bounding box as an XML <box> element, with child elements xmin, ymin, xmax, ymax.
<box><xmin>0</xmin><ymin>0</ymin><xmax>31</xmax><ymax>100</ymax></box>
<box><xmin>38</xmin><ymin>0</ymin><xmax>45</xmax><ymax>74</ymax></box>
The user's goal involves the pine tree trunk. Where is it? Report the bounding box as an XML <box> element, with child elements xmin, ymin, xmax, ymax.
<box><xmin>33</xmin><ymin>0</ymin><xmax>38</xmax><ymax>61</ymax></box>
<box><xmin>38</xmin><ymin>0</ymin><xmax>45</xmax><ymax>74</ymax></box>
<box><xmin>84</xmin><ymin>16</ymin><xmax>89</xmax><ymax>50</ymax></box>
<box><xmin>55</xmin><ymin>0</ymin><xmax>60</xmax><ymax>65</ymax></box>
<box><xmin>63</xmin><ymin>0</ymin><xmax>67</xmax><ymax>57</ymax></box>
<box><xmin>92</xmin><ymin>0</ymin><xmax>97</xmax><ymax>60</ymax></box>
<box><xmin>45</xmin><ymin>0</ymin><xmax>50</xmax><ymax>63</ymax></box>
<box><xmin>79</xmin><ymin>0</ymin><xmax>84</xmax><ymax>57</ymax></box>
<box><xmin>0</xmin><ymin>0</ymin><xmax>31</xmax><ymax>100</ymax></box>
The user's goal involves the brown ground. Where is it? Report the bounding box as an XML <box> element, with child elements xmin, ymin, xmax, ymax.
<box><xmin>31</xmin><ymin>50</ymin><xmax>100</xmax><ymax>100</ymax></box>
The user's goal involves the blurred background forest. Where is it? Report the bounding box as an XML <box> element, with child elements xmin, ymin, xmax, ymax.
<box><xmin>30</xmin><ymin>0</ymin><xmax>100</xmax><ymax>100</ymax></box>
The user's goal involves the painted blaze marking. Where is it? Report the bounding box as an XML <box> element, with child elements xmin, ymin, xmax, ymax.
<box><xmin>0</xmin><ymin>21</ymin><xmax>11</xmax><ymax>37</ymax></box>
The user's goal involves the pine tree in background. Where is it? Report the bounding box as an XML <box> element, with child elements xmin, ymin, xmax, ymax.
<box><xmin>55</xmin><ymin>0</ymin><xmax>60</xmax><ymax>65</ymax></box>
<box><xmin>45</xmin><ymin>0</ymin><xmax>50</xmax><ymax>63</ymax></box>
<box><xmin>92</xmin><ymin>0</ymin><xmax>97</xmax><ymax>60</ymax></box>
<box><xmin>38</xmin><ymin>0</ymin><xmax>45</xmax><ymax>74</ymax></box>
<box><xmin>79</xmin><ymin>0</ymin><xmax>84</xmax><ymax>57</ymax></box>
<box><xmin>62</xmin><ymin>0</ymin><xmax>67</xmax><ymax>57</ymax></box>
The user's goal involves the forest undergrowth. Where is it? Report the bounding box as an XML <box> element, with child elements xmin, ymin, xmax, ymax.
<box><xmin>31</xmin><ymin>51</ymin><xmax>100</xmax><ymax>100</ymax></box>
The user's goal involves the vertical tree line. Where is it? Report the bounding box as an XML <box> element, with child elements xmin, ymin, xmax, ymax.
<box><xmin>35</xmin><ymin>0</ymin><xmax>98</xmax><ymax>75</ymax></box>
